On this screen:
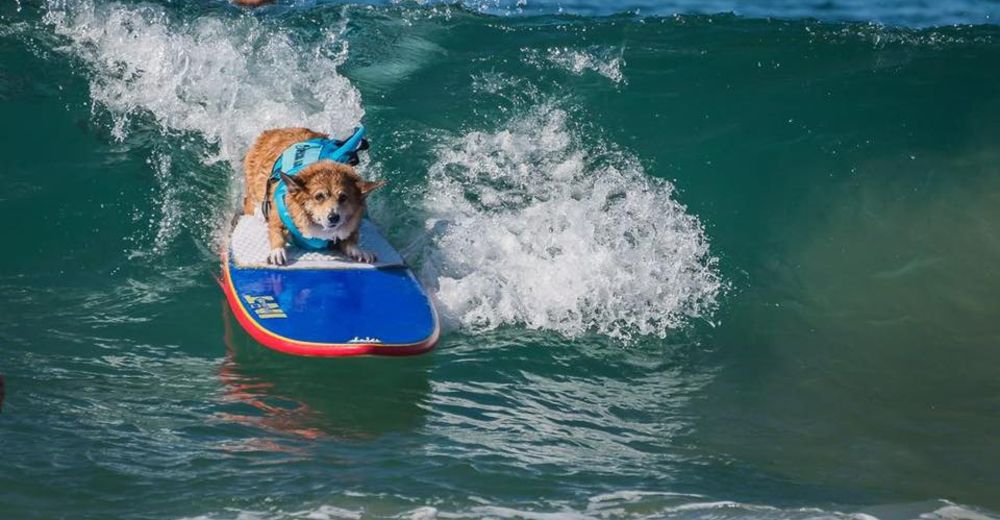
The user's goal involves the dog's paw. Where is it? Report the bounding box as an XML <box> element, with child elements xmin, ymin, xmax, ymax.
<box><xmin>350</xmin><ymin>249</ymin><xmax>377</xmax><ymax>264</ymax></box>
<box><xmin>267</xmin><ymin>247</ymin><xmax>287</xmax><ymax>266</ymax></box>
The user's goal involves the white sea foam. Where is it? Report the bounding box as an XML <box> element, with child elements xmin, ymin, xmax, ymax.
<box><xmin>178</xmin><ymin>495</ymin><xmax>999</xmax><ymax>520</ymax></box>
<box><xmin>420</xmin><ymin>106</ymin><xmax>721</xmax><ymax>341</ymax></box>
<box><xmin>43</xmin><ymin>0</ymin><xmax>363</xmax><ymax>168</ymax></box>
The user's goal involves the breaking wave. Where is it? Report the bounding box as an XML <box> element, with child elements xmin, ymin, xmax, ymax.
<box><xmin>42</xmin><ymin>0</ymin><xmax>721</xmax><ymax>341</ymax></box>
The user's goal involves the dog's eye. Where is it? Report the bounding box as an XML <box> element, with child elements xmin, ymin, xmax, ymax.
<box><xmin>315</xmin><ymin>193</ymin><xmax>327</xmax><ymax>202</ymax></box>
<box><xmin>337</xmin><ymin>193</ymin><xmax>348</xmax><ymax>204</ymax></box>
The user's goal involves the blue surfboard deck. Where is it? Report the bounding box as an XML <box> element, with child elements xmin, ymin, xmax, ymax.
<box><xmin>221</xmin><ymin>219</ymin><xmax>438</xmax><ymax>357</ymax></box>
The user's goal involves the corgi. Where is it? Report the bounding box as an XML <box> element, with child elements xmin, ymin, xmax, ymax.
<box><xmin>242</xmin><ymin>128</ymin><xmax>385</xmax><ymax>265</ymax></box>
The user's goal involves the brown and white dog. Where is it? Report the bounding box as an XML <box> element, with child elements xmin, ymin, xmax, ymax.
<box><xmin>243</xmin><ymin>128</ymin><xmax>385</xmax><ymax>265</ymax></box>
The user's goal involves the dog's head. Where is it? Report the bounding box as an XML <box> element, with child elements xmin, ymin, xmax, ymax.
<box><xmin>280</xmin><ymin>161</ymin><xmax>386</xmax><ymax>231</ymax></box>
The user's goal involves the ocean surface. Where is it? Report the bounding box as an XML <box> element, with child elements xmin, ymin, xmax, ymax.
<box><xmin>2</xmin><ymin>0</ymin><xmax>1000</xmax><ymax>518</ymax></box>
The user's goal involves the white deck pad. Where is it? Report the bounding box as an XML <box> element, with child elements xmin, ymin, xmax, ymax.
<box><xmin>229</xmin><ymin>215</ymin><xmax>405</xmax><ymax>269</ymax></box>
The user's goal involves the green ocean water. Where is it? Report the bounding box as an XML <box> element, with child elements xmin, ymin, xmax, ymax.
<box><xmin>2</xmin><ymin>0</ymin><xmax>1000</xmax><ymax>518</ymax></box>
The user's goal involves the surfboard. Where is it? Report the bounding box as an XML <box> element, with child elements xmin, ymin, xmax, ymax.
<box><xmin>220</xmin><ymin>215</ymin><xmax>439</xmax><ymax>357</ymax></box>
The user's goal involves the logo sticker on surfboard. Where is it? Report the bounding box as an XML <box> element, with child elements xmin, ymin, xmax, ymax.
<box><xmin>242</xmin><ymin>295</ymin><xmax>287</xmax><ymax>319</ymax></box>
<box><xmin>348</xmin><ymin>336</ymin><xmax>383</xmax><ymax>344</ymax></box>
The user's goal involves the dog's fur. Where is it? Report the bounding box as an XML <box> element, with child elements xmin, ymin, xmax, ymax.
<box><xmin>243</xmin><ymin>128</ymin><xmax>385</xmax><ymax>265</ymax></box>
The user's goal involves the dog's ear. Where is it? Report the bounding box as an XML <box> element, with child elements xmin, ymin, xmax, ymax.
<box><xmin>280</xmin><ymin>172</ymin><xmax>306</xmax><ymax>193</ymax></box>
<box><xmin>358</xmin><ymin>179</ymin><xmax>387</xmax><ymax>198</ymax></box>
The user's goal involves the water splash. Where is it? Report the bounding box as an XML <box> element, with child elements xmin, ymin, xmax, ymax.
<box><xmin>43</xmin><ymin>0</ymin><xmax>363</xmax><ymax>169</ymax></box>
<box><xmin>420</xmin><ymin>105</ymin><xmax>721</xmax><ymax>341</ymax></box>
<box><xmin>526</xmin><ymin>46</ymin><xmax>627</xmax><ymax>85</ymax></box>
<box><xmin>144</xmin><ymin>151</ymin><xmax>181</xmax><ymax>256</ymax></box>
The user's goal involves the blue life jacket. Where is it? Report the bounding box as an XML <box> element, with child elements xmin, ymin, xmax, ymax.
<box><xmin>266</xmin><ymin>126</ymin><xmax>369</xmax><ymax>250</ymax></box>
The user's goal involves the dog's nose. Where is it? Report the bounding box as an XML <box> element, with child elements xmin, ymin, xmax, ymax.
<box><xmin>329</xmin><ymin>212</ymin><xmax>341</xmax><ymax>225</ymax></box>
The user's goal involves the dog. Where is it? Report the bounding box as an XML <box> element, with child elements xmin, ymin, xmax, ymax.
<box><xmin>243</xmin><ymin>128</ymin><xmax>385</xmax><ymax>265</ymax></box>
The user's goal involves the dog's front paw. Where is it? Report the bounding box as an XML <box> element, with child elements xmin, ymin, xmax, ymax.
<box><xmin>350</xmin><ymin>249</ymin><xmax>377</xmax><ymax>264</ymax></box>
<box><xmin>267</xmin><ymin>247</ymin><xmax>288</xmax><ymax>266</ymax></box>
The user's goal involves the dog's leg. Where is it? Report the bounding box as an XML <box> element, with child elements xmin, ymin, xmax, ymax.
<box><xmin>338</xmin><ymin>233</ymin><xmax>377</xmax><ymax>264</ymax></box>
<box><xmin>267</xmin><ymin>216</ymin><xmax>288</xmax><ymax>265</ymax></box>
